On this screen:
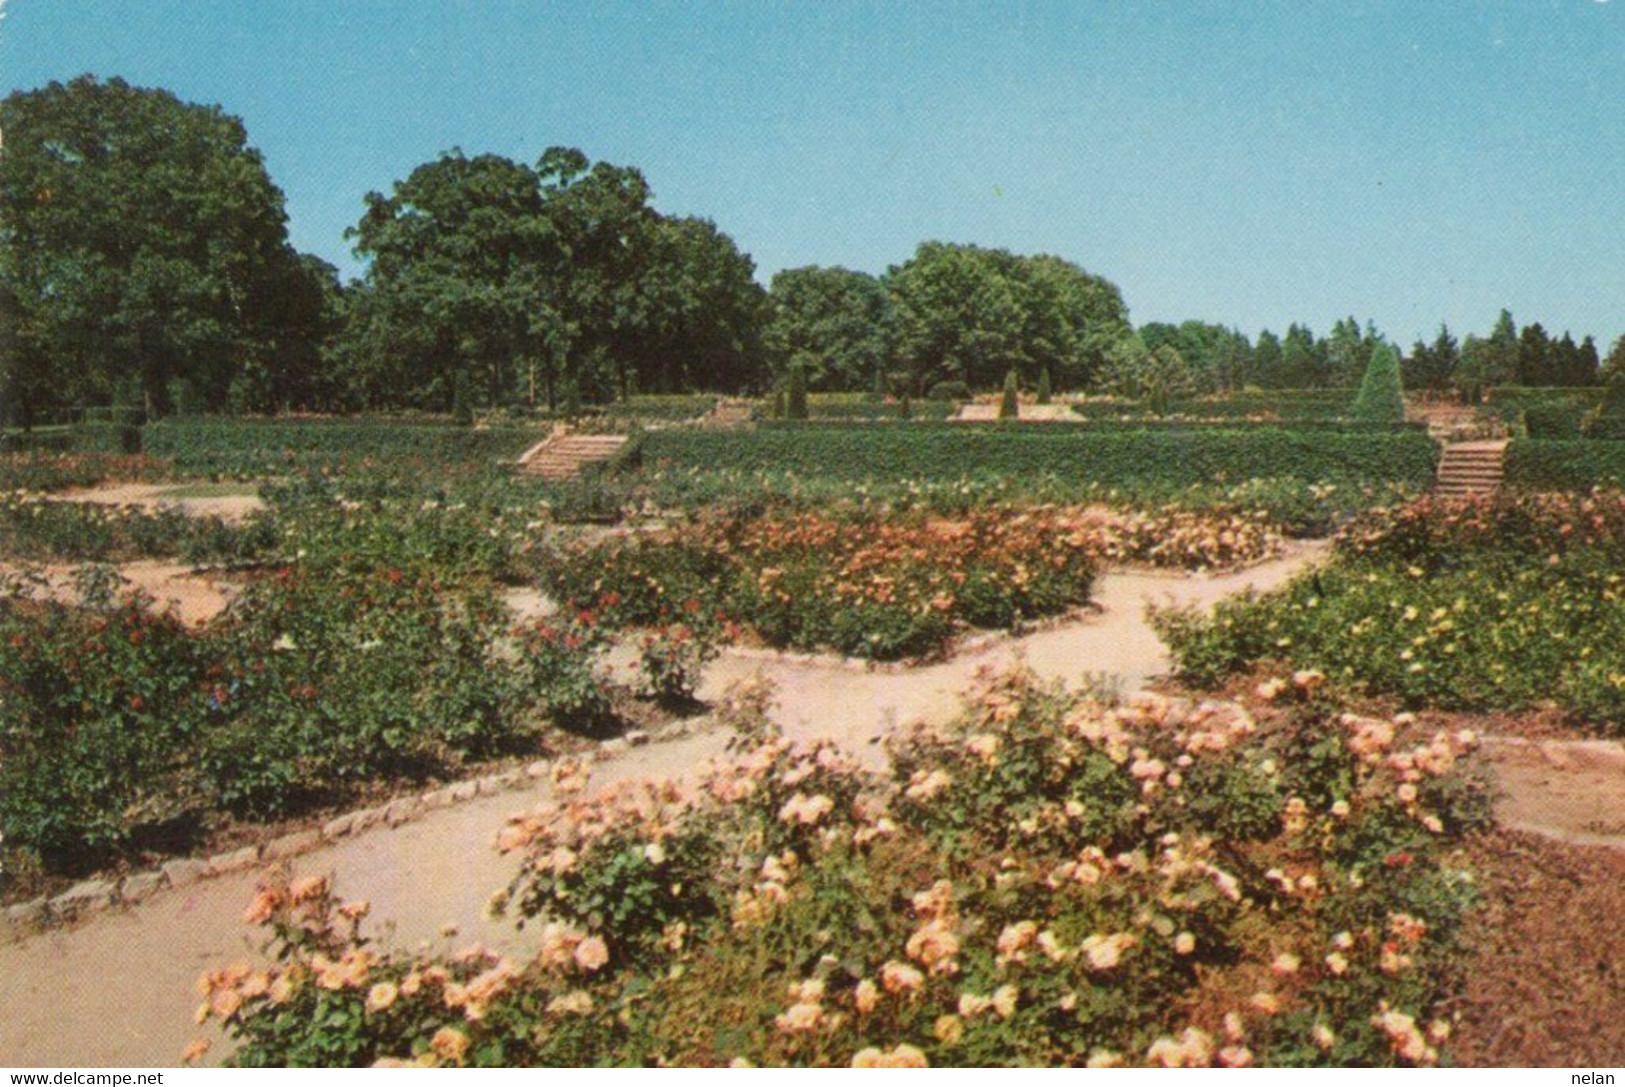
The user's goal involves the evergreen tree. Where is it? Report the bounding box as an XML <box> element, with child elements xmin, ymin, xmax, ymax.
<box><xmin>1351</xmin><ymin>344</ymin><xmax>1405</xmax><ymax>422</ymax></box>
<box><xmin>1037</xmin><ymin>367</ymin><xmax>1052</xmax><ymax>404</ymax></box>
<box><xmin>786</xmin><ymin>361</ymin><xmax>809</xmax><ymax>420</ymax></box>
<box><xmin>998</xmin><ymin>369</ymin><xmax>1020</xmax><ymax>420</ymax></box>
<box><xmin>1251</xmin><ymin>330</ymin><xmax>1284</xmax><ymax>388</ymax></box>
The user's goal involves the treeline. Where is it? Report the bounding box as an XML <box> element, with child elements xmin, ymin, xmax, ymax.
<box><xmin>0</xmin><ymin>76</ymin><xmax>1616</xmax><ymax>423</ymax></box>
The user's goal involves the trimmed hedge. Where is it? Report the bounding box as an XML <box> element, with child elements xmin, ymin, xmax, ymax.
<box><xmin>1482</xmin><ymin>385</ymin><xmax>1604</xmax><ymax>424</ymax></box>
<box><xmin>1505</xmin><ymin>439</ymin><xmax>1625</xmax><ymax>490</ymax></box>
<box><xmin>1521</xmin><ymin>402</ymin><xmax>1586</xmax><ymax>439</ymax></box>
<box><xmin>0</xmin><ymin>427</ymin><xmax>73</xmax><ymax>454</ymax></box>
<box><xmin>1069</xmin><ymin>389</ymin><xmax>1358</xmax><ymax>422</ymax></box>
<box><xmin>142</xmin><ymin>418</ymin><xmax>544</xmax><ymax>475</ymax></box>
<box><xmin>642</xmin><ymin>422</ymin><xmax>1439</xmax><ymax>491</ymax></box>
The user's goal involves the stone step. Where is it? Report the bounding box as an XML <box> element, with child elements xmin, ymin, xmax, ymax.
<box><xmin>1434</xmin><ymin>440</ymin><xmax>1507</xmax><ymax>497</ymax></box>
<box><xmin>515</xmin><ymin>433</ymin><xmax>630</xmax><ymax>480</ymax></box>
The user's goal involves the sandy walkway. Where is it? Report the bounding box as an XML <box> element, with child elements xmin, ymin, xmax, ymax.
<box><xmin>54</xmin><ymin>483</ymin><xmax>264</xmax><ymax>523</ymax></box>
<box><xmin>0</xmin><ymin>547</ymin><xmax>1326</xmax><ymax>1067</ymax></box>
<box><xmin>3</xmin><ymin>539</ymin><xmax>1620</xmax><ymax>1067</ymax></box>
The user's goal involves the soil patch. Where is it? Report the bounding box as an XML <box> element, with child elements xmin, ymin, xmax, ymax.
<box><xmin>1447</xmin><ymin>830</ymin><xmax>1625</xmax><ymax>1067</ymax></box>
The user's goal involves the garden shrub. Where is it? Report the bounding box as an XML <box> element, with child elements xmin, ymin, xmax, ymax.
<box><xmin>1587</xmin><ymin>376</ymin><xmax>1625</xmax><ymax>440</ymax></box>
<box><xmin>142</xmin><ymin>418</ymin><xmax>540</xmax><ymax>476</ymax></box>
<box><xmin>641</xmin><ymin>425</ymin><xmax>1439</xmax><ymax>498</ymax></box>
<box><xmin>1155</xmin><ymin>491</ymin><xmax>1625</xmax><ymax>733</ymax></box>
<box><xmin>1520</xmin><ymin>402</ymin><xmax>1584</xmax><ymax>439</ymax></box>
<box><xmin>201</xmin><ymin>567</ymin><xmax>528</xmax><ymax>817</ymax></box>
<box><xmin>0</xmin><ymin>587</ymin><xmax>207</xmax><ymax>870</ymax></box>
<box><xmin>928</xmin><ymin>381</ymin><xmax>970</xmax><ymax>402</ymax></box>
<box><xmin>1351</xmin><ymin>346</ymin><xmax>1405</xmax><ymax>423</ymax></box>
<box><xmin>786</xmin><ymin>364</ymin><xmax>809</xmax><ymax>421</ymax></box>
<box><xmin>998</xmin><ymin>370</ymin><xmax>1019</xmax><ymax>420</ymax></box>
<box><xmin>203</xmin><ymin>668</ymin><xmax>1489</xmax><ymax>1068</ymax></box>
<box><xmin>542</xmin><ymin>508</ymin><xmax>1096</xmax><ymax>661</ymax></box>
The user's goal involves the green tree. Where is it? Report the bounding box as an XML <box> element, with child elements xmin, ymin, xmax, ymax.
<box><xmin>1403</xmin><ymin>325</ymin><xmax>1459</xmax><ymax>394</ymax></box>
<box><xmin>1351</xmin><ymin>343</ymin><xmax>1405</xmax><ymax>422</ymax></box>
<box><xmin>886</xmin><ymin>242</ymin><xmax>1126</xmax><ymax>394</ymax></box>
<box><xmin>1517</xmin><ymin>322</ymin><xmax>1553</xmax><ymax>385</ymax></box>
<box><xmin>624</xmin><ymin>215</ymin><xmax>766</xmax><ymax>396</ymax></box>
<box><xmin>1280</xmin><ymin>323</ymin><xmax>1323</xmax><ymax>387</ymax></box>
<box><xmin>1602</xmin><ymin>335</ymin><xmax>1625</xmax><ymax>385</ymax></box>
<box><xmin>1036</xmin><ymin>366</ymin><xmax>1052</xmax><ymax>404</ymax></box>
<box><xmin>0</xmin><ymin>76</ymin><xmax>315</xmax><ymax>419</ymax></box>
<box><xmin>1249</xmin><ymin>330</ymin><xmax>1284</xmax><ymax>389</ymax></box>
<box><xmin>1482</xmin><ymin>309</ymin><xmax>1521</xmax><ymax>387</ymax></box>
<box><xmin>763</xmin><ymin>266</ymin><xmax>890</xmax><ymax>393</ymax></box>
<box><xmin>346</xmin><ymin>150</ymin><xmax>558</xmax><ymax>411</ymax></box>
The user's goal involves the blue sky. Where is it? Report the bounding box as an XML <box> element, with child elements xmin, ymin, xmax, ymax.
<box><xmin>3</xmin><ymin>1</ymin><xmax>1623</xmax><ymax>348</ymax></box>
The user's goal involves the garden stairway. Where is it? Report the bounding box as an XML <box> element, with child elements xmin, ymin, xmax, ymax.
<box><xmin>515</xmin><ymin>430</ymin><xmax>630</xmax><ymax>481</ymax></box>
<box><xmin>1434</xmin><ymin>440</ymin><xmax>1508</xmax><ymax>499</ymax></box>
<box><xmin>698</xmin><ymin>398</ymin><xmax>756</xmax><ymax>428</ymax></box>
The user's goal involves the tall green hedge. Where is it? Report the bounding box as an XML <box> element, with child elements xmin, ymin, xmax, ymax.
<box><xmin>643</xmin><ymin>423</ymin><xmax>1438</xmax><ymax>491</ymax></box>
<box><xmin>1505</xmin><ymin>439</ymin><xmax>1625</xmax><ymax>490</ymax></box>
<box><xmin>142</xmin><ymin>419</ymin><xmax>542</xmax><ymax>475</ymax></box>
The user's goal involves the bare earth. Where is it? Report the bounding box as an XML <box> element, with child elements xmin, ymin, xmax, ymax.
<box><xmin>54</xmin><ymin>482</ymin><xmax>265</xmax><ymax>523</ymax></box>
<box><xmin>3</xmin><ymin>538</ymin><xmax>1623</xmax><ymax>1066</ymax></box>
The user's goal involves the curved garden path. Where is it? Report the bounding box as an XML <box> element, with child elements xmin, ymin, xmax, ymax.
<box><xmin>3</xmin><ymin>538</ymin><xmax>1622</xmax><ymax>1067</ymax></box>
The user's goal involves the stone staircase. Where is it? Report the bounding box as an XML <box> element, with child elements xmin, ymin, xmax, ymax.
<box><xmin>698</xmin><ymin>398</ymin><xmax>756</xmax><ymax>428</ymax></box>
<box><xmin>515</xmin><ymin>430</ymin><xmax>631</xmax><ymax>481</ymax></box>
<box><xmin>1434</xmin><ymin>440</ymin><xmax>1508</xmax><ymax>499</ymax></box>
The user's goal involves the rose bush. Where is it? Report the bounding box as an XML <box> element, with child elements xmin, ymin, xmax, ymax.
<box><xmin>201</xmin><ymin>668</ymin><xmax>1490</xmax><ymax>1067</ymax></box>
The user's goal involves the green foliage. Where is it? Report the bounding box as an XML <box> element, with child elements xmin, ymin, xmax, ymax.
<box><xmin>0</xmin><ymin>494</ymin><xmax>273</xmax><ymax>565</ymax></box>
<box><xmin>142</xmin><ymin>418</ymin><xmax>540</xmax><ymax>476</ymax></box>
<box><xmin>345</xmin><ymin>148</ymin><xmax>765</xmax><ymax>410</ymax></box>
<box><xmin>785</xmin><ymin>363</ymin><xmax>809</xmax><ymax>421</ymax></box>
<box><xmin>642</xmin><ymin>424</ymin><xmax>1439</xmax><ymax>497</ymax></box>
<box><xmin>1156</xmin><ymin>491</ymin><xmax>1625</xmax><ymax>734</ymax></box>
<box><xmin>451</xmin><ymin>371</ymin><xmax>474</xmax><ymax>427</ymax></box>
<box><xmin>0</xmin><ymin>591</ymin><xmax>206</xmax><ymax>869</ymax></box>
<box><xmin>215</xmin><ymin>669</ymin><xmax>1488</xmax><ymax>1068</ymax></box>
<box><xmin>1588</xmin><ymin>376</ymin><xmax>1625</xmax><ymax>440</ymax></box>
<box><xmin>1520</xmin><ymin>402</ymin><xmax>1585</xmax><ymax>439</ymax></box>
<box><xmin>541</xmin><ymin>508</ymin><xmax>1095</xmax><ymax>661</ymax></box>
<box><xmin>69</xmin><ymin>421</ymin><xmax>142</xmax><ymax>455</ymax></box>
<box><xmin>887</xmin><ymin>242</ymin><xmax>1126</xmax><ymax>393</ymax></box>
<box><xmin>1036</xmin><ymin>367</ymin><xmax>1052</xmax><ymax>404</ymax></box>
<box><xmin>998</xmin><ymin>370</ymin><xmax>1019</xmax><ymax>420</ymax></box>
<box><xmin>1351</xmin><ymin>345</ymin><xmax>1405</xmax><ymax>423</ymax></box>
<box><xmin>0</xmin><ymin>76</ymin><xmax>325</xmax><ymax>420</ymax></box>
<box><xmin>764</xmin><ymin>267</ymin><xmax>891</xmax><ymax>393</ymax></box>
<box><xmin>1505</xmin><ymin>439</ymin><xmax>1625</xmax><ymax>490</ymax></box>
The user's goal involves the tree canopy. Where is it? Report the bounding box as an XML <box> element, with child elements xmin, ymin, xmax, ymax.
<box><xmin>346</xmin><ymin>147</ymin><xmax>765</xmax><ymax>409</ymax></box>
<box><xmin>0</xmin><ymin>75</ymin><xmax>325</xmax><ymax>422</ymax></box>
<box><xmin>886</xmin><ymin>242</ymin><xmax>1126</xmax><ymax>394</ymax></box>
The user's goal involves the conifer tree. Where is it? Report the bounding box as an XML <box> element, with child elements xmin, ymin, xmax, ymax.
<box><xmin>1351</xmin><ymin>344</ymin><xmax>1405</xmax><ymax>422</ymax></box>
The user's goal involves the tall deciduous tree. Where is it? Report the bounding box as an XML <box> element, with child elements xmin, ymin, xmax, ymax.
<box><xmin>763</xmin><ymin>265</ymin><xmax>891</xmax><ymax>393</ymax></box>
<box><xmin>886</xmin><ymin>242</ymin><xmax>1125</xmax><ymax>394</ymax></box>
<box><xmin>0</xmin><ymin>75</ymin><xmax>315</xmax><ymax>419</ymax></box>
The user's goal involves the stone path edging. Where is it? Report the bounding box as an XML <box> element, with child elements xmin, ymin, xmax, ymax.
<box><xmin>0</xmin><ymin>733</ymin><xmax>673</xmax><ymax>943</ymax></box>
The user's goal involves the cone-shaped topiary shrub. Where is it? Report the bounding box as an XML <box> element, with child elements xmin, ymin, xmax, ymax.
<box><xmin>786</xmin><ymin>362</ymin><xmax>809</xmax><ymax>421</ymax></box>
<box><xmin>998</xmin><ymin>369</ymin><xmax>1020</xmax><ymax>420</ymax></box>
<box><xmin>1351</xmin><ymin>344</ymin><xmax>1405</xmax><ymax>422</ymax></box>
<box><xmin>1037</xmin><ymin>367</ymin><xmax>1052</xmax><ymax>405</ymax></box>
